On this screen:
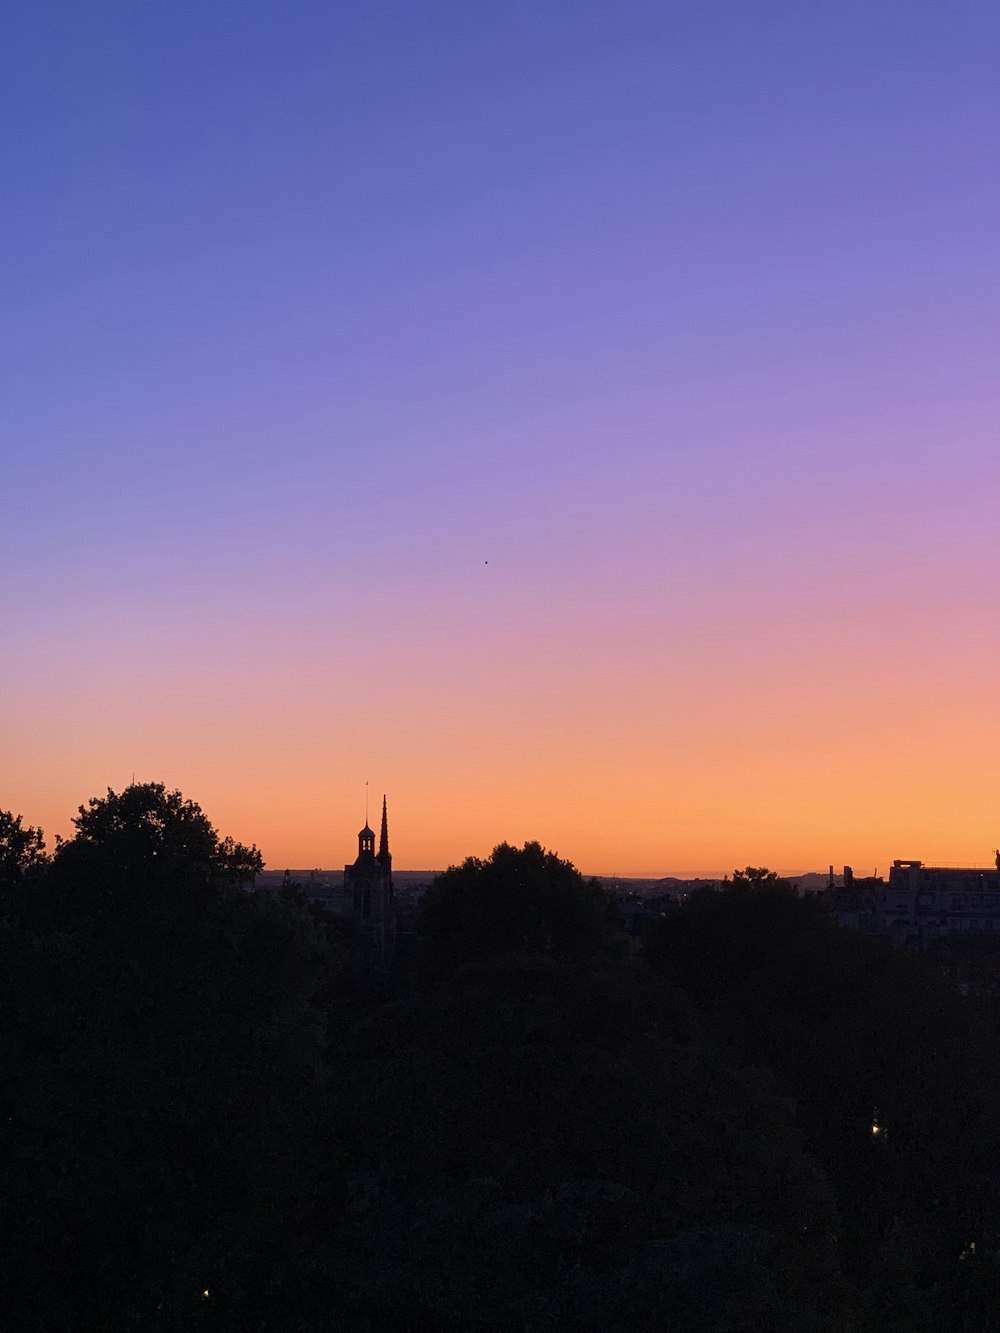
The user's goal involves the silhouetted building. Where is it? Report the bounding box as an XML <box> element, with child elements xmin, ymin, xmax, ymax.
<box><xmin>344</xmin><ymin>795</ymin><xmax>395</xmax><ymax>958</ymax></box>
<box><xmin>836</xmin><ymin>859</ymin><xmax>1000</xmax><ymax>947</ymax></box>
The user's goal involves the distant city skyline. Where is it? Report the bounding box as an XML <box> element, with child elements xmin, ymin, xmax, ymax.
<box><xmin>19</xmin><ymin>780</ymin><xmax>1000</xmax><ymax>884</ymax></box>
<box><xmin>4</xmin><ymin>3</ymin><xmax>998</xmax><ymax>877</ymax></box>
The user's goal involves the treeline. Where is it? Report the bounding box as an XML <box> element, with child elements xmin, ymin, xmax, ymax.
<box><xmin>3</xmin><ymin>787</ymin><xmax>1000</xmax><ymax>1330</ymax></box>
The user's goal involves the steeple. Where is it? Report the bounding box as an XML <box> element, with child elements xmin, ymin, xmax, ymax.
<box><xmin>378</xmin><ymin>795</ymin><xmax>389</xmax><ymax>861</ymax></box>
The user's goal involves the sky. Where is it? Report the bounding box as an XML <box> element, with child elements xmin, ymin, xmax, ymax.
<box><xmin>3</xmin><ymin>1</ymin><xmax>998</xmax><ymax>877</ymax></box>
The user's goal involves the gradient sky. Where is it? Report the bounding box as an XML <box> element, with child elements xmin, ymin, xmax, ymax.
<box><xmin>3</xmin><ymin>1</ymin><xmax>998</xmax><ymax>876</ymax></box>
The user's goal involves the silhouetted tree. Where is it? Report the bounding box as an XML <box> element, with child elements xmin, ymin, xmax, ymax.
<box><xmin>417</xmin><ymin>840</ymin><xmax>623</xmax><ymax>964</ymax></box>
<box><xmin>0</xmin><ymin>783</ymin><xmax>364</xmax><ymax>1330</ymax></box>
<box><xmin>57</xmin><ymin>780</ymin><xmax>259</xmax><ymax>888</ymax></box>
<box><xmin>327</xmin><ymin>948</ymin><xmax>844</xmax><ymax>1329</ymax></box>
<box><xmin>728</xmin><ymin>864</ymin><xmax>795</xmax><ymax>891</ymax></box>
<box><xmin>645</xmin><ymin>869</ymin><xmax>1000</xmax><ymax>1328</ymax></box>
<box><xmin>0</xmin><ymin>809</ymin><xmax>47</xmax><ymax>891</ymax></box>
<box><xmin>13</xmin><ymin>801</ymin><xmax>1000</xmax><ymax>1330</ymax></box>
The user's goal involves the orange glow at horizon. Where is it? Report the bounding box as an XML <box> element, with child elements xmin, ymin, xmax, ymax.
<box><xmin>9</xmin><ymin>560</ymin><xmax>999</xmax><ymax>879</ymax></box>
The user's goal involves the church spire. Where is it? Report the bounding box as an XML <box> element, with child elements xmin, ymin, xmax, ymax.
<box><xmin>378</xmin><ymin>795</ymin><xmax>389</xmax><ymax>861</ymax></box>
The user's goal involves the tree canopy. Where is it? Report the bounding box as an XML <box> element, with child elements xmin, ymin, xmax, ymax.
<box><xmin>57</xmin><ymin>780</ymin><xmax>261</xmax><ymax>887</ymax></box>
<box><xmin>8</xmin><ymin>794</ymin><xmax>1000</xmax><ymax>1330</ymax></box>
<box><xmin>417</xmin><ymin>839</ymin><xmax>623</xmax><ymax>963</ymax></box>
<box><xmin>0</xmin><ymin>809</ymin><xmax>47</xmax><ymax>890</ymax></box>
<box><xmin>1</xmin><ymin>783</ymin><xmax>373</xmax><ymax>1329</ymax></box>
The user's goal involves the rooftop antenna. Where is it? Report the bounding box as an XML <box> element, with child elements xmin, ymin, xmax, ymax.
<box><xmin>365</xmin><ymin>779</ymin><xmax>369</xmax><ymax>827</ymax></box>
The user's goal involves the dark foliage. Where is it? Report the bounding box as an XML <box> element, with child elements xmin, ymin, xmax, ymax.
<box><xmin>324</xmin><ymin>951</ymin><xmax>843</xmax><ymax>1329</ymax></box>
<box><xmin>0</xmin><ymin>808</ymin><xmax>47</xmax><ymax>890</ymax></box>
<box><xmin>417</xmin><ymin>839</ymin><xmax>624</xmax><ymax>966</ymax></box>
<box><xmin>1</xmin><ymin>787</ymin><xmax>375</xmax><ymax>1329</ymax></box>
<box><xmin>646</xmin><ymin>874</ymin><xmax>1000</xmax><ymax>1328</ymax></box>
<box><xmin>6</xmin><ymin>799</ymin><xmax>1000</xmax><ymax>1329</ymax></box>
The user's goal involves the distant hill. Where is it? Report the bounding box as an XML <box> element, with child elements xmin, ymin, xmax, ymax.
<box><xmin>255</xmin><ymin>869</ymin><xmax>440</xmax><ymax>891</ymax></box>
<box><xmin>601</xmin><ymin>872</ymin><xmax>841</xmax><ymax>898</ymax></box>
<box><xmin>789</xmin><ymin>872</ymin><xmax>842</xmax><ymax>892</ymax></box>
<box><xmin>256</xmin><ymin>868</ymin><xmax>840</xmax><ymax>900</ymax></box>
<box><xmin>598</xmin><ymin>877</ymin><xmax>721</xmax><ymax>899</ymax></box>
